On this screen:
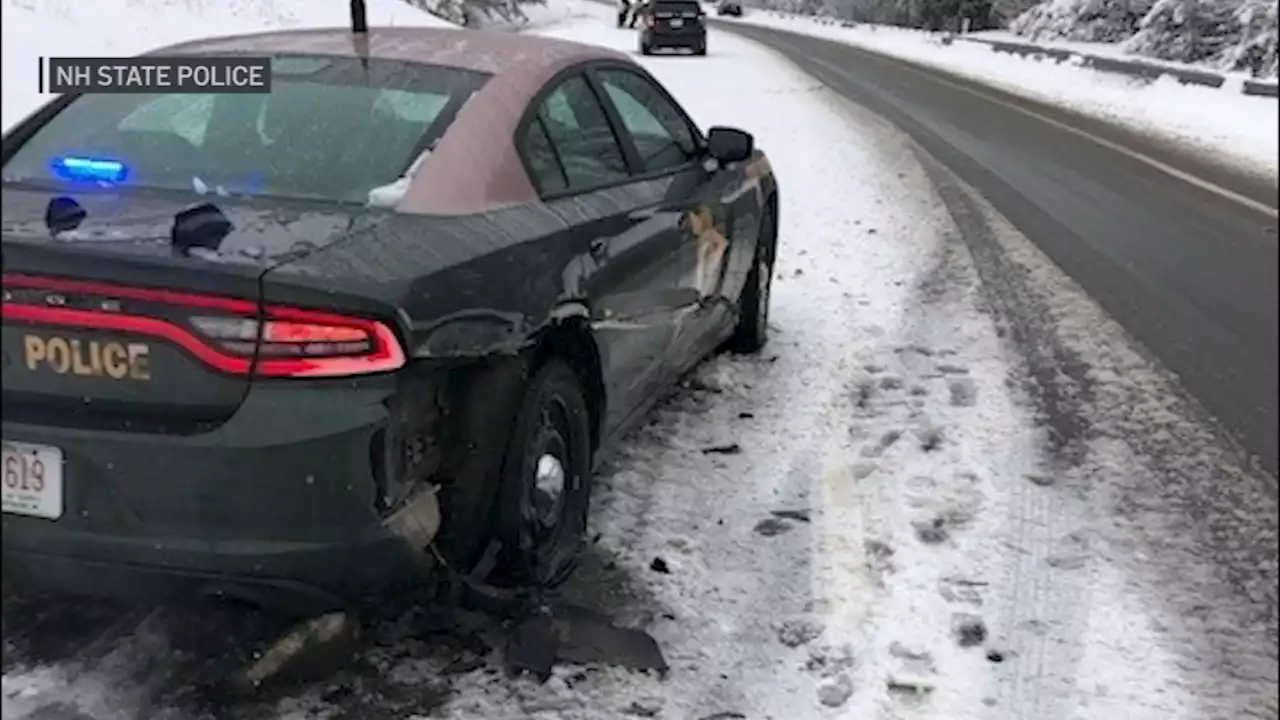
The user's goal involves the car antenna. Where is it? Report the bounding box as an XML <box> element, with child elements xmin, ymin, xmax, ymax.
<box><xmin>349</xmin><ymin>0</ymin><xmax>371</xmax><ymax>74</ymax></box>
<box><xmin>350</xmin><ymin>0</ymin><xmax>368</xmax><ymax>33</ymax></box>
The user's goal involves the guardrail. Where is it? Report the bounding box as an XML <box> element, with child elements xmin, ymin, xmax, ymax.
<box><xmin>751</xmin><ymin>12</ymin><xmax>1279</xmax><ymax>99</ymax></box>
<box><xmin>959</xmin><ymin>36</ymin><xmax>1278</xmax><ymax>98</ymax></box>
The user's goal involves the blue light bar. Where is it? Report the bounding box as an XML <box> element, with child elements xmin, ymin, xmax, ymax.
<box><xmin>51</xmin><ymin>156</ymin><xmax>128</xmax><ymax>184</ymax></box>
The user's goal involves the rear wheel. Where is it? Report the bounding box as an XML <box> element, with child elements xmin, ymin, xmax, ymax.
<box><xmin>490</xmin><ymin>359</ymin><xmax>593</xmax><ymax>589</ymax></box>
<box><xmin>727</xmin><ymin>203</ymin><xmax>775</xmax><ymax>353</ymax></box>
<box><xmin>693</xmin><ymin>41</ymin><xmax>707</xmax><ymax>56</ymax></box>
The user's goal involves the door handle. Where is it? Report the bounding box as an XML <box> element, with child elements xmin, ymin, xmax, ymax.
<box><xmin>589</xmin><ymin>238</ymin><xmax>608</xmax><ymax>258</ymax></box>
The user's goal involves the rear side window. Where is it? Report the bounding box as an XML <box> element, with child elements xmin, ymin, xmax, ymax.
<box><xmin>527</xmin><ymin>75</ymin><xmax>630</xmax><ymax>193</ymax></box>
<box><xmin>2</xmin><ymin>55</ymin><xmax>490</xmax><ymax>205</ymax></box>
<box><xmin>521</xmin><ymin>118</ymin><xmax>569</xmax><ymax>194</ymax></box>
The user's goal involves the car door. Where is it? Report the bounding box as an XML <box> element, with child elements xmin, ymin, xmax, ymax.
<box><xmin>517</xmin><ymin>71</ymin><xmax>690</xmax><ymax>432</ymax></box>
<box><xmin>588</xmin><ymin>65</ymin><xmax>756</xmax><ymax>373</ymax></box>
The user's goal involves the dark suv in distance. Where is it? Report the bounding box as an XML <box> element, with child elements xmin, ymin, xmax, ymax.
<box><xmin>640</xmin><ymin>0</ymin><xmax>707</xmax><ymax>55</ymax></box>
<box><xmin>717</xmin><ymin>1</ymin><xmax>743</xmax><ymax>16</ymax></box>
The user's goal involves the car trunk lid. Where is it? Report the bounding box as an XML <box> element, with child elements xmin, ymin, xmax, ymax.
<box><xmin>1</xmin><ymin>186</ymin><xmax>391</xmax><ymax>433</ymax></box>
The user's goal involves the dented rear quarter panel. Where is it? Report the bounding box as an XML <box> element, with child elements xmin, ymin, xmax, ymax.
<box><xmin>260</xmin><ymin>201</ymin><xmax>592</xmax><ymax>360</ymax></box>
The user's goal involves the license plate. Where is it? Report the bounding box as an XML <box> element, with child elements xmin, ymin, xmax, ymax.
<box><xmin>2</xmin><ymin>441</ymin><xmax>64</xmax><ymax>520</ymax></box>
<box><xmin>670</xmin><ymin>18</ymin><xmax>684</xmax><ymax>26</ymax></box>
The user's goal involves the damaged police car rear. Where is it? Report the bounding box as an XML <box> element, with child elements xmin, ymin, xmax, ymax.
<box><xmin>1</xmin><ymin>27</ymin><xmax>780</xmax><ymax>617</ymax></box>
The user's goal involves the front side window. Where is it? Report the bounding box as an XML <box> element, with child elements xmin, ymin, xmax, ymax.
<box><xmin>532</xmin><ymin>75</ymin><xmax>630</xmax><ymax>192</ymax></box>
<box><xmin>3</xmin><ymin>55</ymin><xmax>490</xmax><ymax>205</ymax></box>
<box><xmin>597</xmin><ymin>69</ymin><xmax>699</xmax><ymax>173</ymax></box>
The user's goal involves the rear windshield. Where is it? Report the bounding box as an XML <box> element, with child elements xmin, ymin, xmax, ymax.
<box><xmin>2</xmin><ymin>55</ymin><xmax>490</xmax><ymax>205</ymax></box>
<box><xmin>652</xmin><ymin>1</ymin><xmax>703</xmax><ymax>13</ymax></box>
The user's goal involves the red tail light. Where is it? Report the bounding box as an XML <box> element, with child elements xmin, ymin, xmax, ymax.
<box><xmin>1</xmin><ymin>274</ymin><xmax>406</xmax><ymax>379</ymax></box>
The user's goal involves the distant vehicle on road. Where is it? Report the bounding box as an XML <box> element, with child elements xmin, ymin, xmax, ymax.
<box><xmin>640</xmin><ymin>0</ymin><xmax>708</xmax><ymax>55</ymax></box>
<box><xmin>0</xmin><ymin>25</ymin><xmax>778</xmax><ymax>616</ymax></box>
<box><xmin>716</xmin><ymin>1</ymin><xmax>743</xmax><ymax>16</ymax></box>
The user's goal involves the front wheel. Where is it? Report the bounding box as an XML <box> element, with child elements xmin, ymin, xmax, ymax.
<box><xmin>693</xmin><ymin>42</ymin><xmax>707</xmax><ymax>56</ymax></box>
<box><xmin>727</xmin><ymin>203</ymin><xmax>775</xmax><ymax>353</ymax></box>
<box><xmin>490</xmin><ymin>359</ymin><xmax>593</xmax><ymax>589</ymax></box>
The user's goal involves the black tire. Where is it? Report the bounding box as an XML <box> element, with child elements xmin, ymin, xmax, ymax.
<box><xmin>727</xmin><ymin>202</ymin><xmax>775</xmax><ymax>353</ymax></box>
<box><xmin>490</xmin><ymin>359</ymin><xmax>593</xmax><ymax>589</ymax></box>
<box><xmin>693</xmin><ymin>42</ymin><xmax>707</xmax><ymax>56</ymax></box>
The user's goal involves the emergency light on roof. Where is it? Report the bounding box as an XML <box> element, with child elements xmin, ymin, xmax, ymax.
<box><xmin>51</xmin><ymin>156</ymin><xmax>128</xmax><ymax>184</ymax></box>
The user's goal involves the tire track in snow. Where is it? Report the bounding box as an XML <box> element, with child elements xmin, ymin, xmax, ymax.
<box><xmin>797</xmin><ymin>85</ymin><xmax>1054</xmax><ymax>719</ymax></box>
<box><xmin>917</xmin><ymin>151</ymin><xmax>1278</xmax><ymax>720</ymax></box>
<box><xmin>913</xmin><ymin>153</ymin><xmax>1100</xmax><ymax>720</ymax></box>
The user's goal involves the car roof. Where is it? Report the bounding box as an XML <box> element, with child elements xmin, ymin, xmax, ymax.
<box><xmin>155</xmin><ymin>26</ymin><xmax>625</xmax><ymax>76</ymax></box>
<box><xmin>155</xmin><ymin>28</ymin><xmax>637</xmax><ymax>215</ymax></box>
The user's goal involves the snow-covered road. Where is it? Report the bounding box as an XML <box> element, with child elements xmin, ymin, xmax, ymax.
<box><xmin>2</xmin><ymin>2</ymin><xmax>1277</xmax><ymax>719</ymax></box>
<box><xmin>718</xmin><ymin>12</ymin><xmax>1280</xmax><ymax>180</ymax></box>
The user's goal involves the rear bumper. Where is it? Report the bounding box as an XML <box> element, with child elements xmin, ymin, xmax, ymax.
<box><xmin>2</xmin><ymin>531</ymin><xmax>427</xmax><ymax>616</ymax></box>
<box><xmin>1</xmin><ymin>378</ymin><xmax>441</xmax><ymax>615</ymax></box>
<box><xmin>644</xmin><ymin>28</ymin><xmax>707</xmax><ymax>46</ymax></box>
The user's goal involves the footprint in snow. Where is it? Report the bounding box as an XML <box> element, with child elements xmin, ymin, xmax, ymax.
<box><xmin>916</xmin><ymin>426</ymin><xmax>945</xmax><ymax>452</ymax></box>
<box><xmin>753</xmin><ymin>517</ymin><xmax>794</xmax><ymax>537</ymax></box>
<box><xmin>852</xmin><ymin>379</ymin><xmax>877</xmax><ymax>409</ymax></box>
<box><xmin>951</xmin><ymin>613</ymin><xmax>988</xmax><ymax>647</ymax></box>
<box><xmin>887</xmin><ymin>641</ymin><xmax>936</xmax><ymax>674</ymax></box>
<box><xmin>864</xmin><ymin>539</ymin><xmax>896</xmax><ymax>576</ymax></box>
<box><xmin>850</xmin><ymin>462</ymin><xmax>878</xmax><ymax>480</ymax></box>
<box><xmin>914</xmin><ymin>516</ymin><xmax>951</xmax><ymax>544</ymax></box>
<box><xmin>886</xmin><ymin>642</ymin><xmax>937</xmax><ymax>707</ymax></box>
<box><xmin>948</xmin><ymin>377</ymin><xmax>978</xmax><ymax>407</ymax></box>
<box><xmin>805</xmin><ymin>643</ymin><xmax>855</xmax><ymax>678</ymax></box>
<box><xmin>859</xmin><ymin>429</ymin><xmax>902</xmax><ymax>458</ymax></box>
<box><xmin>817</xmin><ymin>673</ymin><xmax>854</xmax><ymax>708</ymax></box>
<box><xmin>878</xmin><ymin>375</ymin><xmax>905</xmax><ymax>391</ymax></box>
<box><xmin>776</xmin><ymin>618</ymin><xmax>825</xmax><ymax>648</ymax></box>
<box><xmin>938</xmin><ymin>576</ymin><xmax>987</xmax><ymax>606</ymax></box>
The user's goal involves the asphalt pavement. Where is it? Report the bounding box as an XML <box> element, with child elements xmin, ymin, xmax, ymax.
<box><xmin>716</xmin><ymin>21</ymin><xmax>1280</xmax><ymax>476</ymax></box>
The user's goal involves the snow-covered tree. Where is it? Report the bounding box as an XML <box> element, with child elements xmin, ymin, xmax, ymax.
<box><xmin>1125</xmin><ymin>0</ymin><xmax>1242</xmax><ymax>64</ymax></box>
<box><xmin>762</xmin><ymin>0</ymin><xmax>995</xmax><ymax>29</ymax></box>
<box><xmin>1008</xmin><ymin>0</ymin><xmax>1278</xmax><ymax>78</ymax></box>
<box><xmin>403</xmin><ymin>0</ymin><xmax>545</xmax><ymax>27</ymax></box>
<box><xmin>1221</xmin><ymin>0</ymin><xmax>1278</xmax><ymax>77</ymax></box>
<box><xmin>991</xmin><ymin>0</ymin><xmax>1041</xmax><ymax>25</ymax></box>
<box><xmin>1009</xmin><ymin>0</ymin><xmax>1155</xmax><ymax>42</ymax></box>
<box><xmin>1126</xmin><ymin>0</ymin><xmax>1277</xmax><ymax>75</ymax></box>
